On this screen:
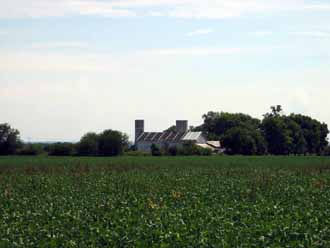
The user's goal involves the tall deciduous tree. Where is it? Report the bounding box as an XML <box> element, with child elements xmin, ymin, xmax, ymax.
<box><xmin>289</xmin><ymin>114</ymin><xmax>329</xmax><ymax>154</ymax></box>
<box><xmin>261</xmin><ymin>116</ymin><xmax>293</xmax><ymax>155</ymax></box>
<box><xmin>76</xmin><ymin>132</ymin><xmax>99</xmax><ymax>156</ymax></box>
<box><xmin>98</xmin><ymin>130</ymin><xmax>129</xmax><ymax>156</ymax></box>
<box><xmin>198</xmin><ymin>111</ymin><xmax>261</xmax><ymax>140</ymax></box>
<box><xmin>223</xmin><ymin>127</ymin><xmax>257</xmax><ymax>155</ymax></box>
<box><xmin>261</xmin><ymin>107</ymin><xmax>329</xmax><ymax>155</ymax></box>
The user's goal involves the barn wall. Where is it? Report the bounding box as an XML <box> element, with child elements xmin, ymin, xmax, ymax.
<box><xmin>136</xmin><ymin>142</ymin><xmax>152</xmax><ymax>152</ymax></box>
<box><xmin>136</xmin><ymin>141</ymin><xmax>182</xmax><ymax>152</ymax></box>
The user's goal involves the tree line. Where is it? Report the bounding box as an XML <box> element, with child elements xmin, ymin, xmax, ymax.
<box><xmin>0</xmin><ymin>125</ymin><xmax>129</xmax><ymax>156</ymax></box>
<box><xmin>194</xmin><ymin>106</ymin><xmax>329</xmax><ymax>155</ymax></box>
<box><xmin>1</xmin><ymin>106</ymin><xmax>329</xmax><ymax>156</ymax></box>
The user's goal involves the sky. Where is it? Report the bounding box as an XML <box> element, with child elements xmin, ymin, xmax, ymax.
<box><xmin>1</xmin><ymin>0</ymin><xmax>330</xmax><ymax>142</ymax></box>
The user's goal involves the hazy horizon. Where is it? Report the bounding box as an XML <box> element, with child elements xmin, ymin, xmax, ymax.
<box><xmin>1</xmin><ymin>0</ymin><xmax>330</xmax><ymax>142</ymax></box>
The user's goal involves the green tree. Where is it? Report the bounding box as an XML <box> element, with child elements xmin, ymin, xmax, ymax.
<box><xmin>0</xmin><ymin>123</ymin><xmax>21</xmax><ymax>155</ymax></box>
<box><xmin>289</xmin><ymin>114</ymin><xmax>329</xmax><ymax>154</ymax></box>
<box><xmin>252</xmin><ymin>130</ymin><xmax>268</xmax><ymax>155</ymax></box>
<box><xmin>261</xmin><ymin>107</ymin><xmax>329</xmax><ymax>155</ymax></box>
<box><xmin>98</xmin><ymin>130</ymin><xmax>129</xmax><ymax>156</ymax></box>
<box><xmin>76</xmin><ymin>132</ymin><xmax>99</xmax><ymax>156</ymax></box>
<box><xmin>223</xmin><ymin>127</ymin><xmax>257</xmax><ymax>155</ymax></box>
<box><xmin>198</xmin><ymin>111</ymin><xmax>261</xmax><ymax>140</ymax></box>
<box><xmin>261</xmin><ymin>116</ymin><xmax>293</xmax><ymax>155</ymax></box>
<box><xmin>285</xmin><ymin>117</ymin><xmax>307</xmax><ymax>154</ymax></box>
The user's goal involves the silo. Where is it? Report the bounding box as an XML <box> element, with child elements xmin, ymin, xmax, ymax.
<box><xmin>135</xmin><ymin>120</ymin><xmax>145</xmax><ymax>143</ymax></box>
<box><xmin>176</xmin><ymin>120</ymin><xmax>188</xmax><ymax>133</ymax></box>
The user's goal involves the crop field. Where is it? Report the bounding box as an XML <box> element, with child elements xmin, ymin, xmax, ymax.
<box><xmin>1</xmin><ymin>156</ymin><xmax>330</xmax><ymax>247</ymax></box>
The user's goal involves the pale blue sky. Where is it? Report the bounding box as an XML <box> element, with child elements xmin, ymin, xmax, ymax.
<box><xmin>1</xmin><ymin>0</ymin><xmax>330</xmax><ymax>141</ymax></box>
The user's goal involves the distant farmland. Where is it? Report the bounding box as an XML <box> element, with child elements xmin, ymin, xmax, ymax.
<box><xmin>1</xmin><ymin>156</ymin><xmax>330</xmax><ymax>247</ymax></box>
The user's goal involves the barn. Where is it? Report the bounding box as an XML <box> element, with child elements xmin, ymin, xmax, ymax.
<box><xmin>135</xmin><ymin>120</ymin><xmax>222</xmax><ymax>152</ymax></box>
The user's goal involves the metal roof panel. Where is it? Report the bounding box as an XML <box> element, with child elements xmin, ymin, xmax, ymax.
<box><xmin>182</xmin><ymin>131</ymin><xmax>202</xmax><ymax>141</ymax></box>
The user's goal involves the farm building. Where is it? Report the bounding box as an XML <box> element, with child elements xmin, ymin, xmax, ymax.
<box><xmin>135</xmin><ymin>120</ymin><xmax>222</xmax><ymax>152</ymax></box>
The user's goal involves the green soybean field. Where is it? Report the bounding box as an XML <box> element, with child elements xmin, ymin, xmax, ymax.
<box><xmin>1</xmin><ymin>156</ymin><xmax>330</xmax><ymax>247</ymax></box>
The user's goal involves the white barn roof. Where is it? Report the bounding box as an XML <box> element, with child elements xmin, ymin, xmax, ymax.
<box><xmin>182</xmin><ymin>131</ymin><xmax>203</xmax><ymax>141</ymax></box>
